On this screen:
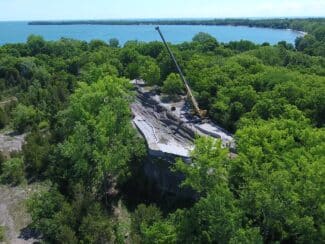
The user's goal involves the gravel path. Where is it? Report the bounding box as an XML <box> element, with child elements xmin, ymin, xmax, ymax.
<box><xmin>0</xmin><ymin>184</ymin><xmax>41</xmax><ymax>244</ymax></box>
<box><xmin>0</xmin><ymin>132</ymin><xmax>26</xmax><ymax>156</ymax></box>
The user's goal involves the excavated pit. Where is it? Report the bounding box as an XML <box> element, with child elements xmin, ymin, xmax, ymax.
<box><xmin>131</xmin><ymin>80</ymin><xmax>235</xmax><ymax>159</ymax></box>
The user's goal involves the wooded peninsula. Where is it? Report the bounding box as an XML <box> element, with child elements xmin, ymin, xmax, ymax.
<box><xmin>29</xmin><ymin>18</ymin><xmax>324</xmax><ymax>32</ymax></box>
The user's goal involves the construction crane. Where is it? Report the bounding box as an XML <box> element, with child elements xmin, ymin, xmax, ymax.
<box><xmin>155</xmin><ymin>26</ymin><xmax>207</xmax><ymax>119</ymax></box>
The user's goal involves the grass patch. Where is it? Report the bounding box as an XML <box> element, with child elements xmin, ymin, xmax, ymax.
<box><xmin>0</xmin><ymin>226</ymin><xmax>5</xmax><ymax>241</ymax></box>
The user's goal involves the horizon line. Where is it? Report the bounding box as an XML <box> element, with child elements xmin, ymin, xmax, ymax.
<box><xmin>1</xmin><ymin>16</ymin><xmax>325</xmax><ymax>22</ymax></box>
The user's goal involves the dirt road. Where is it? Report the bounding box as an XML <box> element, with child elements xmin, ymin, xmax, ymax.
<box><xmin>0</xmin><ymin>184</ymin><xmax>43</xmax><ymax>244</ymax></box>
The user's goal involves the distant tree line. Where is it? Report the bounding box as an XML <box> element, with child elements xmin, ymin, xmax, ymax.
<box><xmin>28</xmin><ymin>18</ymin><xmax>324</xmax><ymax>32</ymax></box>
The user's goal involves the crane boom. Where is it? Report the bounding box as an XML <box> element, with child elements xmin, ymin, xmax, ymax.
<box><xmin>155</xmin><ymin>26</ymin><xmax>206</xmax><ymax>118</ymax></box>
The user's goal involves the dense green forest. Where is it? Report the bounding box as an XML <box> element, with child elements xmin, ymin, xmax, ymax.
<box><xmin>0</xmin><ymin>20</ymin><xmax>324</xmax><ymax>243</ymax></box>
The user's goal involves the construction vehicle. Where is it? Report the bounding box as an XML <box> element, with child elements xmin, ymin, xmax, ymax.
<box><xmin>155</xmin><ymin>26</ymin><xmax>207</xmax><ymax>119</ymax></box>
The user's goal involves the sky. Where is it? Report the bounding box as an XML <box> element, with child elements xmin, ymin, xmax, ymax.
<box><xmin>0</xmin><ymin>0</ymin><xmax>324</xmax><ymax>21</ymax></box>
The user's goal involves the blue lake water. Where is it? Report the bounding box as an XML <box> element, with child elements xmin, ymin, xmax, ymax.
<box><xmin>0</xmin><ymin>22</ymin><xmax>302</xmax><ymax>45</ymax></box>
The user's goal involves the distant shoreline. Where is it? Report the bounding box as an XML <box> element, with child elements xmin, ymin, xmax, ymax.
<box><xmin>27</xmin><ymin>18</ymin><xmax>323</xmax><ymax>35</ymax></box>
<box><xmin>27</xmin><ymin>19</ymin><xmax>271</xmax><ymax>26</ymax></box>
<box><xmin>28</xmin><ymin>18</ymin><xmax>324</xmax><ymax>26</ymax></box>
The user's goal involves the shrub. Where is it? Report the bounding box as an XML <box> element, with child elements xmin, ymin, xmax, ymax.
<box><xmin>22</xmin><ymin>131</ymin><xmax>50</xmax><ymax>178</ymax></box>
<box><xmin>12</xmin><ymin>104</ymin><xmax>38</xmax><ymax>133</ymax></box>
<box><xmin>0</xmin><ymin>226</ymin><xmax>5</xmax><ymax>241</ymax></box>
<box><xmin>0</xmin><ymin>157</ymin><xmax>25</xmax><ymax>186</ymax></box>
<box><xmin>162</xmin><ymin>73</ymin><xmax>184</xmax><ymax>96</ymax></box>
<box><xmin>0</xmin><ymin>107</ymin><xmax>8</xmax><ymax>129</ymax></box>
<box><xmin>0</xmin><ymin>152</ymin><xmax>5</xmax><ymax>175</ymax></box>
<box><xmin>131</xmin><ymin>204</ymin><xmax>162</xmax><ymax>241</ymax></box>
<box><xmin>38</xmin><ymin>120</ymin><xmax>49</xmax><ymax>130</ymax></box>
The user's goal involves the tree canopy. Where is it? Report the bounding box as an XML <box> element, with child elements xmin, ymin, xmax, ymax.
<box><xmin>0</xmin><ymin>19</ymin><xmax>324</xmax><ymax>243</ymax></box>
